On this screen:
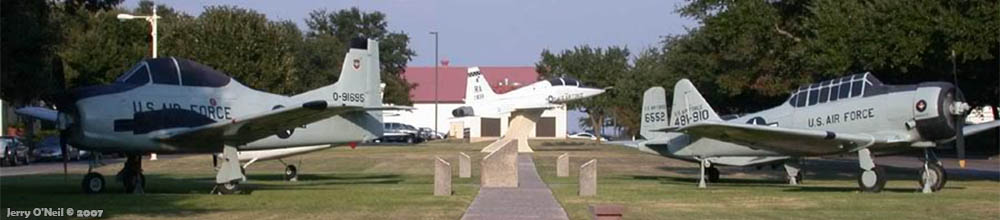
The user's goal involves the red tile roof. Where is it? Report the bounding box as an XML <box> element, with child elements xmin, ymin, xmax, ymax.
<box><xmin>402</xmin><ymin>66</ymin><xmax>539</xmax><ymax>103</ymax></box>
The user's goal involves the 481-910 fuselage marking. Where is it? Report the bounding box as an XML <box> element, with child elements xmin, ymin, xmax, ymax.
<box><xmin>672</xmin><ymin>106</ymin><xmax>710</xmax><ymax>126</ymax></box>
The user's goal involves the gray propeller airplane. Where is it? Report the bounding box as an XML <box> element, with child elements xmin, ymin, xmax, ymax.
<box><xmin>15</xmin><ymin>38</ymin><xmax>407</xmax><ymax>194</ymax></box>
<box><xmin>637</xmin><ymin>73</ymin><xmax>1000</xmax><ymax>193</ymax></box>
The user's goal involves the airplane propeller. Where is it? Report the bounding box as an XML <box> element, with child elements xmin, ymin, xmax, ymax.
<box><xmin>949</xmin><ymin>50</ymin><xmax>968</xmax><ymax>168</ymax></box>
<box><xmin>951</xmin><ymin>89</ymin><xmax>968</xmax><ymax>168</ymax></box>
<box><xmin>52</xmin><ymin>92</ymin><xmax>78</xmax><ymax>181</ymax></box>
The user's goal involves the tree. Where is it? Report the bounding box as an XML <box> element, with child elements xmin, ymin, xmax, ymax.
<box><xmin>660</xmin><ymin>0</ymin><xmax>997</xmax><ymax>113</ymax></box>
<box><xmin>536</xmin><ymin>46</ymin><xmax>630</xmax><ymax>143</ymax></box>
<box><xmin>1</xmin><ymin>0</ymin><xmax>64</xmax><ymax>104</ymax></box>
<box><xmin>164</xmin><ymin>6</ymin><xmax>303</xmax><ymax>95</ymax></box>
<box><xmin>304</xmin><ymin>7</ymin><xmax>416</xmax><ymax>105</ymax></box>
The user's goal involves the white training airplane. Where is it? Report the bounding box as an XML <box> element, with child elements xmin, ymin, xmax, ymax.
<box><xmin>635</xmin><ymin>73</ymin><xmax>1000</xmax><ymax>193</ymax></box>
<box><xmin>450</xmin><ymin>67</ymin><xmax>607</xmax><ymax>152</ymax></box>
<box><xmin>450</xmin><ymin>67</ymin><xmax>607</xmax><ymax>118</ymax></box>
<box><xmin>16</xmin><ymin>38</ymin><xmax>409</xmax><ymax>194</ymax></box>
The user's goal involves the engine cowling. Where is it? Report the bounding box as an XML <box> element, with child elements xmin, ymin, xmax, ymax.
<box><xmin>912</xmin><ymin>82</ymin><xmax>959</xmax><ymax>141</ymax></box>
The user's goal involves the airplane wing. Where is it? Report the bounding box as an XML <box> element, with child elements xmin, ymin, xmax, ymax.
<box><xmin>677</xmin><ymin>121</ymin><xmax>886</xmax><ymax>156</ymax></box>
<box><xmin>964</xmin><ymin>120</ymin><xmax>1000</xmax><ymax>137</ymax></box>
<box><xmin>156</xmin><ymin>101</ymin><xmax>410</xmax><ymax>145</ymax></box>
<box><xmin>14</xmin><ymin>107</ymin><xmax>58</xmax><ymax>122</ymax></box>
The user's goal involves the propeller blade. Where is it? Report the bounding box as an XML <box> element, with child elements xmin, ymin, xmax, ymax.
<box><xmin>954</xmin><ymin>90</ymin><xmax>966</xmax><ymax>168</ymax></box>
<box><xmin>949</xmin><ymin>50</ymin><xmax>967</xmax><ymax>168</ymax></box>
<box><xmin>60</xmin><ymin>131</ymin><xmax>69</xmax><ymax>182</ymax></box>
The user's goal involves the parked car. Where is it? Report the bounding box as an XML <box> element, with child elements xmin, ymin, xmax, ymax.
<box><xmin>418</xmin><ymin>127</ymin><xmax>447</xmax><ymax>140</ymax></box>
<box><xmin>32</xmin><ymin>136</ymin><xmax>83</xmax><ymax>162</ymax></box>
<box><xmin>375</xmin><ymin>122</ymin><xmax>424</xmax><ymax>144</ymax></box>
<box><xmin>567</xmin><ymin>132</ymin><xmax>609</xmax><ymax>141</ymax></box>
<box><xmin>1</xmin><ymin>136</ymin><xmax>31</xmax><ymax>166</ymax></box>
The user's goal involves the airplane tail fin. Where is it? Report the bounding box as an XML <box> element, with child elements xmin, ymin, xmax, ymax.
<box><xmin>465</xmin><ymin>67</ymin><xmax>497</xmax><ymax>103</ymax></box>
<box><xmin>640</xmin><ymin>87</ymin><xmax>670</xmax><ymax>140</ymax></box>
<box><xmin>671</xmin><ymin>79</ymin><xmax>722</xmax><ymax>125</ymax></box>
<box><xmin>293</xmin><ymin>38</ymin><xmax>382</xmax><ymax>110</ymax></box>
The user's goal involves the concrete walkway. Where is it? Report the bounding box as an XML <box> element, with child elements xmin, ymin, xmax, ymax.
<box><xmin>462</xmin><ymin>155</ymin><xmax>569</xmax><ymax>220</ymax></box>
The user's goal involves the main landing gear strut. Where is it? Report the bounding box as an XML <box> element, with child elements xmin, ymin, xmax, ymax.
<box><xmin>919</xmin><ymin>148</ymin><xmax>947</xmax><ymax>193</ymax></box>
<box><xmin>856</xmin><ymin>149</ymin><xmax>887</xmax><ymax>192</ymax></box>
<box><xmin>213</xmin><ymin>144</ymin><xmax>246</xmax><ymax>195</ymax></box>
<box><xmin>80</xmin><ymin>153</ymin><xmax>145</xmax><ymax>194</ymax></box>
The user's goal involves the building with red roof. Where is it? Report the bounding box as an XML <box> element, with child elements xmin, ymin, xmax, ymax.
<box><xmin>385</xmin><ymin>65</ymin><xmax>567</xmax><ymax>140</ymax></box>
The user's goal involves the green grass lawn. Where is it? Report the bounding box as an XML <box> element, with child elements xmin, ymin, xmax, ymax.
<box><xmin>2</xmin><ymin>140</ymin><xmax>997</xmax><ymax>219</ymax></box>
<box><xmin>1</xmin><ymin>141</ymin><xmax>491</xmax><ymax>219</ymax></box>
<box><xmin>529</xmin><ymin>141</ymin><xmax>1000</xmax><ymax>220</ymax></box>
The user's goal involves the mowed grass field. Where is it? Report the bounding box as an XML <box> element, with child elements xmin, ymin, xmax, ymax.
<box><xmin>1</xmin><ymin>141</ymin><xmax>492</xmax><ymax>219</ymax></box>
<box><xmin>529</xmin><ymin>141</ymin><xmax>1000</xmax><ymax>220</ymax></box>
<box><xmin>2</xmin><ymin>140</ymin><xmax>998</xmax><ymax>219</ymax></box>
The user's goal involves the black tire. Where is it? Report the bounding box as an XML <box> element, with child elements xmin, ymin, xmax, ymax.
<box><xmin>706</xmin><ymin>167</ymin><xmax>720</xmax><ymax>183</ymax></box>
<box><xmin>406</xmin><ymin>136</ymin><xmax>414</xmax><ymax>144</ymax></box>
<box><xmin>81</xmin><ymin>172</ymin><xmax>105</xmax><ymax>194</ymax></box>
<box><xmin>284</xmin><ymin>165</ymin><xmax>298</xmax><ymax>181</ymax></box>
<box><xmin>216</xmin><ymin>182</ymin><xmax>239</xmax><ymax>195</ymax></box>
<box><xmin>918</xmin><ymin>162</ymin><xmax>947</xmax><ymax>192</ymax></box>
<box><xmin>857</xmin><ymin>166</ymin><xmax>887</xmax><ymax>193</ymax></box>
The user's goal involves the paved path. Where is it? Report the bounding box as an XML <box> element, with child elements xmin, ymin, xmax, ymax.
<box><xmin>462</xmin><ymin>154</ymin><xmax>569</xmax><ymax>220</ymax></box>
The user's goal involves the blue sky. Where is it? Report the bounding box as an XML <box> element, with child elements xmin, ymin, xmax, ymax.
<box><xmin>126</xmin><ymin>0</ymin><xmax>698</xmax><ymax>66</ymax></box>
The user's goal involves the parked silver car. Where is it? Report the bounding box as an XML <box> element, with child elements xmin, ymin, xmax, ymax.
<box><xmin>1</xmin><ymin>136</ymin><xmax>31</xmax><ymax>166</ymax></box>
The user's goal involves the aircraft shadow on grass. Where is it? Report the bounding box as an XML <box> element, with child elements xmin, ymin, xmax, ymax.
<box><xmin>176</xmin><ymin>173</ymin><xmax>405</xmax><ymax>192</ymax></box>
<box><xmin>623</xmin><ymin>158</ymin><xmax>994</xmax><ymax>193</ymax></box>
<box><xmin>1</xmin><ymin>174</ymin><xmax>221</xmax><ymax>218</ymax></box>
<box><xmin>629</xmin><ymin>174</ymin><xmax>966</xmax><ymax>193</ymax></box>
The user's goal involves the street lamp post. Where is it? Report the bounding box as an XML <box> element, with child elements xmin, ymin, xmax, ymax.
<box><xmin>117</xmin><ymin>7</ymin><xmax>160</xmax><ymax>58</ymax></box>
<box><xmin>118</xmin><ymin>8</ymin><xmax>160</xmax><ymax>160</ymax></box>
<box><xmin>430</xmin><ymin>32</ymin><xmax>439</xmax><ymax>135</ymax></box>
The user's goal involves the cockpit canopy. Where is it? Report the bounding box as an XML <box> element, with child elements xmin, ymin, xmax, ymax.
<box><xmin>115</xmin><ymin>57</ymin><xmax>231</xmax><ymax>87</ymax></box>
<box><xmin>787</xmin><ymin>73</ymin><xmax>883</xmax><ymax>107</ymax></box>
<box><xmin>547</xmin><ymin>77</ymin><xmax>581</xmax><ymax>87</ymax></box>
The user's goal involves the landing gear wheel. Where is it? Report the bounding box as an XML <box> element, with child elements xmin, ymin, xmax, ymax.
<box><xmin>284</xmin><ymin>165</ymin><xmax>298</xmax><ymax>181</ymax></box>
<box><xmin>918</xmin><ymin>162</ymin><xmax>947</xmax><ymax>192</ymax></box>
<box><xmin>216</xmin><ymin>182</ymin><xmax>239</xmax><ymax>195</ymax></box>
<box><xmin>706</xmin><ymin>167</ymin><xmax>720</xmax><ymax>183</ymax></box>
<box><xmin>857</xmin><ymin>166</ymin><xmax>887</xmax><ymax>193</ymax></box>
<box><xmin>123</xmin><ymin>173</ymin><xmax>146</xmax><ymax>194</ymax></box>
<box><xmin>81</xmin><ymin>172</ymin><xmax>105</xmax><ymax>194</ymax></box>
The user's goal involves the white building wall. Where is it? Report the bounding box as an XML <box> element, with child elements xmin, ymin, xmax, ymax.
<box><xmin>385</xmin><ymin>102</ymin><xmax>567</xmax><ymax>139</ymax></box>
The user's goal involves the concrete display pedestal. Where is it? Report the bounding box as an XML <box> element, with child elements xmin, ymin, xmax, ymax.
<box><xmin>480</xmin><ymin>109</ymin><xmax>543</xmax><ymax>153</ymax></box>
